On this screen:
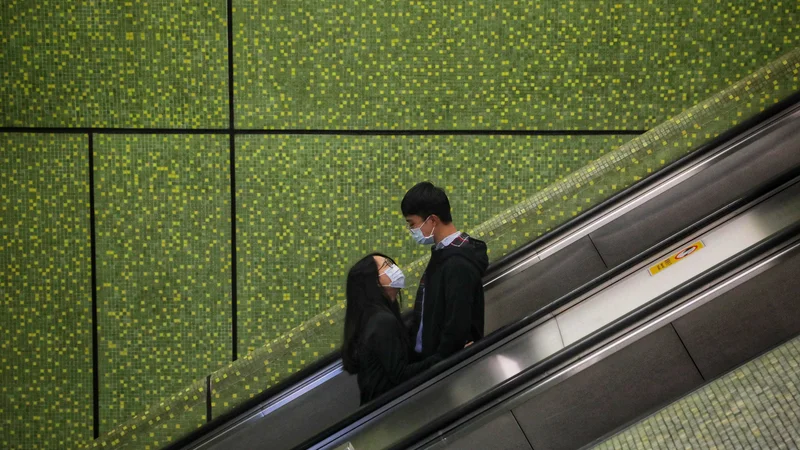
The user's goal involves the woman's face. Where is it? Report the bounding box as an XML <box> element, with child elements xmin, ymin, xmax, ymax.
<box><xmin>373</xmin><ymin>255</ymin><xmax>399</xmax><ymax>302</ymax></box>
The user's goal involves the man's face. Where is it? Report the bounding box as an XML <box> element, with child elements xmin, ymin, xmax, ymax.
<box><xmin>405</xmin><ymin>214</ymin><xmax>434</xmax><ymax>235</ymax></box>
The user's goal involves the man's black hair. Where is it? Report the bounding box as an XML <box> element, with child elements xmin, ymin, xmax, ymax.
<box><xmin>401</xmin><ymin>181</ymin><xmax>453</xmax><ymax>224</ymax></box>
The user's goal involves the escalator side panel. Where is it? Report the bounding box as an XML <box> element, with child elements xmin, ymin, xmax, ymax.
<box><xmin>672</xmin><ymin>249</ymin><xmax>800</xmax><ymax>380</ymax></box>
<box><xmin>510</xmin><ymin>325</ymin><xmax>703</xmax><ymax>450</ymax></box>
<box><xmin>427</xmin><ymin>412</ymin><xmax>532</xmax><ymax>450</ymax></box>
<box><xmin>557</xmin><ymin>181</ymin><xmax>800</xmax><ymax>348</ymax></box>
<box><xmin>484</xmin><ymin>236</ymin><xmax>607</xmax><ymax>334</ymax></box>
<box><xmin>422</xmin><ymin>239</ymin><xmax>800</xmax><ymax>450</ymax></box>
<box><xmin>213</xmin><ymin>370</ymin><xmax>359</xmax><ymax>450</ymax></box>
<box><xmin>589</xmin><ymin>114</ymin><xmax>800</xmax><ymax>268</ymax></box>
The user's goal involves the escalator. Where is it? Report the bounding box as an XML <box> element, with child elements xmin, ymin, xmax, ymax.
<box><xmin>393</xmin><ymin>191</ymin><xmax>800</xmax><ymax>450</ymax></box>
<box><xmin>341</xmin><ymin>170</ymin><xmax>800</xmax><ymax>450</ymax></box>
<box><xmin>171</xmin><ymin>96</ymin><xmax>800</xmax><ymax>450</ymax></box>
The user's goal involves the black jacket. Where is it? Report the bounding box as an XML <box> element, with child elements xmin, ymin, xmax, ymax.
<box><xmin>409</xmin><ymin>233</ymin><xmax>489</xmax><ymax>360</ymax></box>
<box><xmin>356</xmin><ymin>305</ymin><xmax>440</xmax><ymax>405</ymax></box>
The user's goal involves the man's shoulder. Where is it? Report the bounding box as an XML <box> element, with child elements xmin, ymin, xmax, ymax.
<box><xmin>438</xmin><ymin>254</ymin><xmax>482</xmax><ymax>280</ymax></box>
<box><xmin>444</xmin><ymin>234</ymin><xmax>488</xmax><ymax>272</ymax></box>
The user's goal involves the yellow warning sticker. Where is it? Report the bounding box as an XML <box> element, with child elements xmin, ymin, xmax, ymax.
<box><xmin>648</xmin><ymin>240</ymin><xmax>705</xmax><ymax>276</ymax></box>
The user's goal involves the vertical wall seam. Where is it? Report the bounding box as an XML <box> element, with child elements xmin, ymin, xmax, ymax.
<box><xmin>89</xmin><ymin>132</ymin><xmax>101</xmax><ymax>438</ymax></box>
<box><xmin>227</xmin><ymin>0</ymin><xmax>238</xmax><ymax>361</ymax></box>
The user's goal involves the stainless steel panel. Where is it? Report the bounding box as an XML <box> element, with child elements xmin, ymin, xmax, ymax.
<box><xmin>672</xmin><ymin>248</ymin><xmax>800</xmax><ymax>379</ymax></box>
<box><xmin>500</xmin><ymin>238</ymin><xmax>800</xmax><ymax>415</ymax></box>
<box><xmin>420</xmin><ymin>240</ymin><xmax>800</xmax><ymax>450</ymax></box>
<box><xmin>510</xmin><ymin>326</ymin><xmax>703</xmax><ymax>450</ymax></box>
<box><xmin>332</xmin><ymin>319</ymin><xmax>564</xmax><ymax>450</ymax></box>
<box><xmin>557</xmin><ymin>181</ymin><xmax>800</xmax><ymax>346</ymax></box>
<box><xmin>590</xmin><ymin>107</ymin><xmax>800</xmax><ymax>268</ymax></box>
<box><xmin>484</xmin><ymin>236</ymin><xmax>606</xmax><ymax>334</ymax></box>
<box><xmin>423</xmin><ymin>412</ymin><xmax>532</xmax><ymax>450</ymax></box>
<box><xmin>204</xmin><ymin>371</ymin><xmax>360</xmax><ymax>450</ymax></box>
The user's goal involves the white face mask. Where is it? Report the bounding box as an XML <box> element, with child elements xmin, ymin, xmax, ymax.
<box><xmin>409</xmin><ymin>216</ymin><xmax>435</xmax><ymax>245</ymax></box>
<box><xmin>379</xmin><ymin>265</ymin><xmax>406</xmax><ymax>289</ymax></box>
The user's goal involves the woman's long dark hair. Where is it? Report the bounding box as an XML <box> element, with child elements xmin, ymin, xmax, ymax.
<box><xmin>342</xmin><ymin>252</ymin><xmax>403</xmax><ymax>374</ymax></box>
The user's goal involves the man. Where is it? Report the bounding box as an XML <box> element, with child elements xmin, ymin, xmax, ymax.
<box><xmin>401</xmin><ymin>181</ymin><xmax>489</xmax><ymax>360</ymax></box>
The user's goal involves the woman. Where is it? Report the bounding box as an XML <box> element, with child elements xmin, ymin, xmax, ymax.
<box><xmin>342</xmin><ymin>253</ymin><xmax>441</xmax><ymax>404</ymax></box>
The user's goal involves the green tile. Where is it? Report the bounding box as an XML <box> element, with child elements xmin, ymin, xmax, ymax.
<box><xmin>0</xmin><ymin>133</ymin><xmax>93</xmax><ymax>449</ymax></box>
<box><xmin>93</xmin><ymin>134</ymin><xmax>232</xmax><ymax>431</ymax></box>
<box><xmin>212</xmin><ymin>303</ymin><xmax>345</xmax><ymax>417</ymax></box>
<box><xmin>88</xmin><ymin>378</ymin><xmax>208</xmax><ymax>450</ymax></box>
<box><xmin>1</xmin><ymin>0</ymin><xmax>229</xmax><ymax>128</ymax></box>
<box><xmin>88</xmin><ymin>47</ymin><xmax>800</xmax><ymax>448</ymax></box>
<box><xmin>233</xmin><ymin>0</ymin><xmax>798</xmax><ymax>130</ymax></box>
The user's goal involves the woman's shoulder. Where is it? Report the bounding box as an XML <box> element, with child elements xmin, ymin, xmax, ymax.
<box><xmin>362</xmin><ymin>308</ymin><xmax>403</xmax><ymax>336</ymax></box>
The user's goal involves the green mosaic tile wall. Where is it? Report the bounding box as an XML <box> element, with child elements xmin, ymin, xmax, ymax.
<box><xmin>234</xmin><ymin>0</ymin><xmax>798</xmax><ymax>130</ymax></box>
<box><xmin>2</xmin><ymin>0</ymin><xmax>796</xmax><ymax>130</ymax></box>
<box><xmin>0</xmin><ymin>0</ymin><xmax>230</xmax><ymax>128</ymax></box>
<box><xmin>93</xmin><ymin>134</ymin><xmax>231</xmax><ymax>431</ymax></box>
<box><xmin>236</xmin><ymin>134</ymin><xmax>628</xmax><ymax>352</ymax></box>
<box><xmin>0</xmin><ymin>134</ymin><xmax>93</xmax><ymax>449</ymax></box>
<box><xmin>593</xmin><ymin>335</ymin><xmax>800</xmax><ymax>449</ymax></box>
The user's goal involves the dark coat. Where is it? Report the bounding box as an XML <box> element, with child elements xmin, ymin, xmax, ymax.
<box><xmin>356</xmin><ymin>305</ymin><xmax>440</xmax><ymax>404</ymax></box>
<box><xmin>409</xmin><ymin>233</ymin><xmax>489</xmax><ymax>360</ymax></box>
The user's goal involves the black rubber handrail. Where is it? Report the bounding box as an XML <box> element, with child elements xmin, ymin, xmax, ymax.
<box><xmin>391</xmin><ymin>219</ymin><xmax>800</xmax><ymax>450</ymax></box>
<box><xmin>295</xmin><ymin>169</ymin><xmax>800</xmax><ymax>449</ymax></box>
<box><xmin>168</xmin><ymin>92</ymin><xmax>800</xmax><ymax>450</ymax></box>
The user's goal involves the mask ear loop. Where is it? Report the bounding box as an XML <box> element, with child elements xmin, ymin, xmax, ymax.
<box><xmin>376</xmin><ymin>256</ymin><xmax>392</xmax><ymax>287</ymax></box>
<box><xmin>418</xmin><ymin>215</ymin><xmax>436</xmax><ymax>240</ymax></box>
<box><xmin>426</xmin><ymin>220</ymin><xmax>436</xmax><ymax>240</ymax></box>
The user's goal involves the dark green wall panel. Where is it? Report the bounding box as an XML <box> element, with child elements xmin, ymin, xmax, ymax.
<box><xmin>234</xmin><ymin>0</ymin><xmax>798</xmax><ymax>130</ymax></box>
<box><xmin>0</xmin><ymin>0</ymin><xmax>229</xmax><ymax>128</ymax></box>
<box><xmin>93</xmin><ymin>134</ymin><xmax>231</xmax><ymax>431</ymax></box>
<box><xmin>0</xmin><ymin>133</ymin><xmax>93</xmax><ymax>449</ymax></box>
